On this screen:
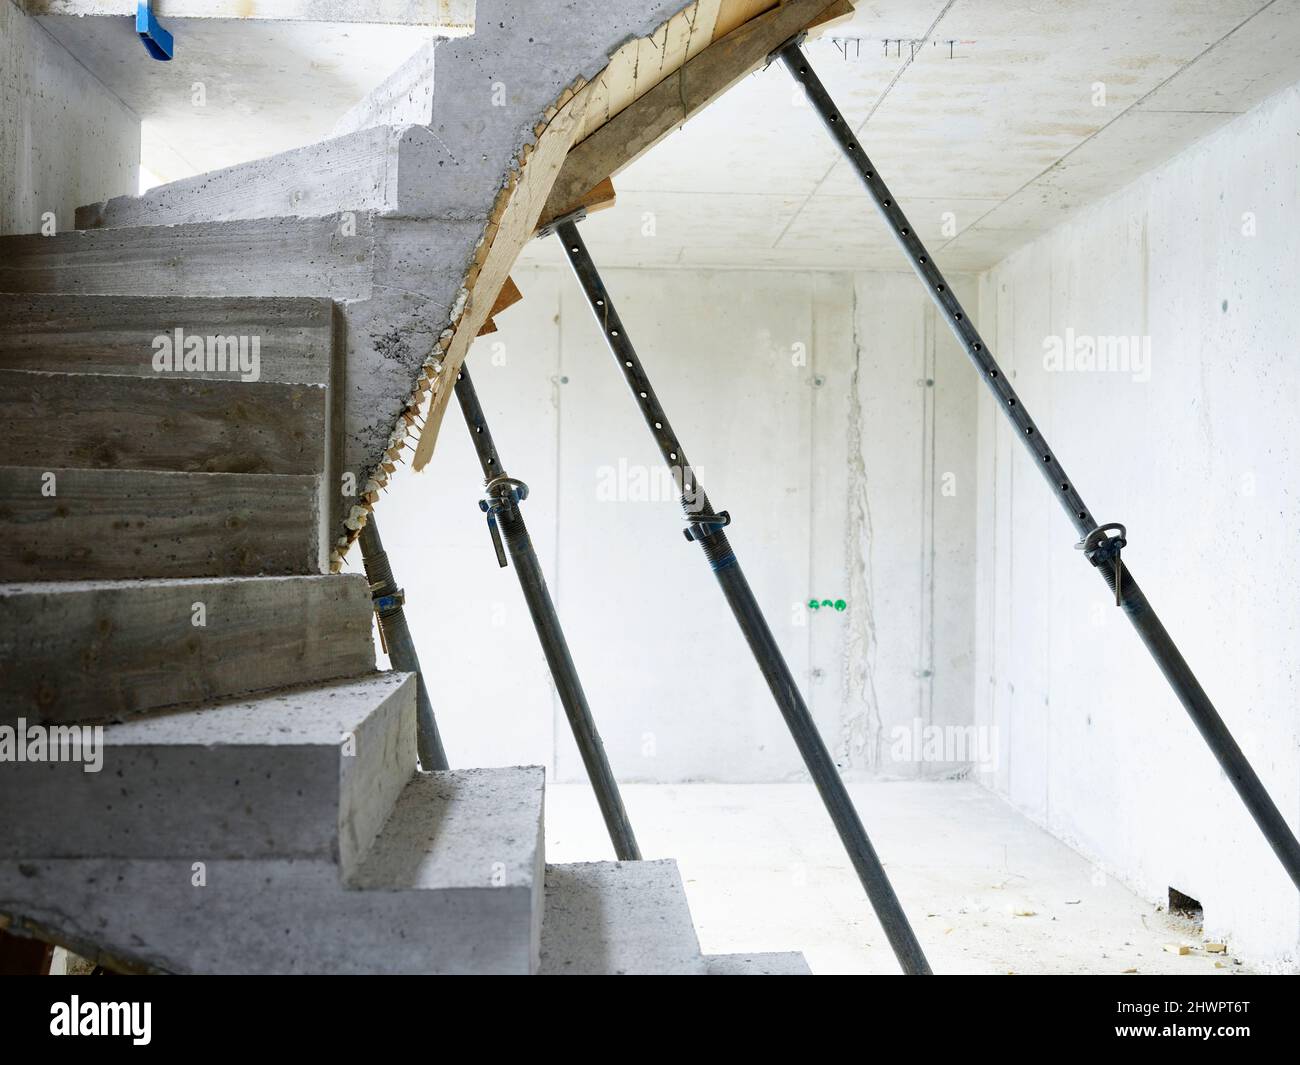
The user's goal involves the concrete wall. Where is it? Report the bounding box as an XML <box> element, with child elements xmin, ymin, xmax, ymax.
<box><xmin>378</xmin><ymin>263</ymin><xmax>979</xmax><ymax>787</ymax></box>
<box><xmin>973</xmin><ymin>82</ymin><xmax>1300</xmax><ymax>968</ymax></box>
<box><xmin>1</xmin><ymin>0</ymin><xmax>139</xmax><ymax>235</ymax></box>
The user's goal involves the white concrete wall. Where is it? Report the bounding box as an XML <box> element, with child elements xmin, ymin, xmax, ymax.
<box><xmin>973</xmin><ymin>82</ymin><xmax>1300</xmax><ymax>968</ymax></box>
<box><xmin>378</xmin><ymin>264</ymin><xmax>979</xmax><ymax>792</ymax></box>
<box><xmin>1</xmin><ymin>0</ymin><xmax>139</xmax><ymax>235</ymax></box>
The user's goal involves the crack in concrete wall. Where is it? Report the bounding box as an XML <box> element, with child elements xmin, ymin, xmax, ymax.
<box><xmin>840</xmin><ymin>287</ymin><xmax>883</xmax><ymax>771</ymax></box>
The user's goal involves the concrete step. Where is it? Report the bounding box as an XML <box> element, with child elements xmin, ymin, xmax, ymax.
<box><xmin>332</xmin><ymin>43</ymin><xmax>435</xmax><ymax>138</ymax></box>
<box><xmin>0</xmin><ymin>370</ymin><xmax>327</xmax><ymax>475</ymax></box>
<box><xmin>71</xmin><ymin>121</ymin><xmax>479</xmax><ymax>232</ymax></box>
<box><xmin>0</xmin><ymin>466</ymin><xmax>325</xmax><ymax>581</ymax></box>
<box><xmin>0</xmin><ymin>215</ymin><xmax>375</xmax><ymax>298</ymax></box>
<box><xmin>0</xmin><ymin>215</ymin><xmax>470</xmax><ymax>542</ymax></box>
<box><xmin>0</xmin><ymin>573</ymin><xmax>375</xmax><ymax>725</ymax></box>
<box><xmin>0</xmin><ymin>672</ymin><xmax>416</xmax><ymax>877</ymax></box>
<box><xmin>0</xmin><ymin>294</ymin><xmax>334</xmax><ymax>385</ymax></box>
<box><xmin>539</xmin><ymin>860</ymin><xmax>707</xmax><ymax>975</ymax></box>
<box><xmin>0</xmin><ymin>766</ymin><xmax>547</xmax><ymax>974</ymax></box>
<box><xmin>705</xmin><ymin>952</ymin><xmax>813</xmax><ymax>976</ymax></box>
<box><xmin>77</xmin><ymin>126</ymin><xmax>402</xmax><ymax>230</ymax></box>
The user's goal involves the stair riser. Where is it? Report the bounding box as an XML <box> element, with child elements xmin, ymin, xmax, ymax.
<box><xmin>0</xmin><ymin>295</ymin><xmax>333</xmax><ymax>386</ymax></box>
<box><xmin>0</xmin><ymin>467</ymin><xmax>324</xmax><ymax>581</ymax></box>
<box><xmin>0</xmin><ymin>860</ymin><xmax>536</xmax><ymax>974</ymax></box>
<box><xmin>0</xmin><ymin>763</ymin><xmax>546</xmax><ymax>974</ymax></box>
<box><xmin>0</xmin><ymin>372</ymin><xmax>327</xmax><ymax>476</ymax></box>
<box><xmin>0</xmin><ymin>673</ymin><xmax>415</xmax><ymax>867</ymax></box>
<box><xmin>332</xmin><ymin>47</ymin><xmax>435</xmax><ymax>138</ymax></box>
<box><xmin>540</xmin><ymin>860</ymin><xmax>707</xmax><ymax>975</ymax></box>
<box><xmin>0</xmin><ymin>217</ymin><xmax>374</xmax><ymax>298</ymax></box>
<box><xmin>0</xmin><ymin>574</ymin><xmax>375</xmax><ymax>725</ymax></box>
<box><xmin>338</xmin><ymin>672</ymin><xmax>417</xmax><ymax>875</ymax></box>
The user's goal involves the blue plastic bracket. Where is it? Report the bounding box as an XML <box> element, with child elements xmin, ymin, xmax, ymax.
<box><xmin>136</xmin><ymin>2</ymin><xmax>174</xmax><ymax>61</ymax></box>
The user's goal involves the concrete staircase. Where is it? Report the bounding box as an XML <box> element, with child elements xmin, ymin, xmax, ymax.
<box><xmin>0</xmin><ymin>0</ymin><xmax>825</xmax><ymax>973</ymax></box>
<box><xmin>0</xmin><ymin>297</ymin><xmax>782</xmax><ymax>970</ymax></box>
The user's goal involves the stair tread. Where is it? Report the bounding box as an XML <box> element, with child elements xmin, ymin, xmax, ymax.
<box><xmin>539</xmin><ymin>860</ymin><xmax>706</xmax><ymax>975</ymax></box>
<box><xmin>103</xmin><ymin>671</ymin><xmax>409</xmax><ymax>746</ymax></box>
<box><xmin>350</xmin><ymin>767</ymin><xmax>546</xmax><ymax>892</ymax></box>
<box><xmin>704</xmin><ymin>952</ymin><xmax>812</xmax><ymax>976</ymax></box>
<box><xmin>77</xmin><ymin>125</ymin><xmax>400</xmax><ymax>230</ymax></box>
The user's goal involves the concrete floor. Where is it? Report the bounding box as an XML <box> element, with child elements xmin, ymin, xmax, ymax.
<box><xmin>545</xmin><ymin>779</ymin><xmax>1249</xmax><ymax>975</ymax></box>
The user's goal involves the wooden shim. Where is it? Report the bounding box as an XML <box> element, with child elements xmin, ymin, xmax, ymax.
<box><xmin>476</xmin><ymin>318</ymin><xmax>498</xmax><ymax>336</ymax></box>
<box><xmin>534</xmin><ymin>176</ymin><xmax>617</xmax><ymax>233</ymax></box>
<box><xmin>490</xmin><ymin>276</ymin><xmax>523</xmax><ymax>317</ymax></box>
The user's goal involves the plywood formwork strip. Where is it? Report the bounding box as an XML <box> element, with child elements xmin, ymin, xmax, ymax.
<box><xmin>410</xmin><ymin>76</ymin><xmax>600</xmax><ymax>470</ymax></box>
<box><xmin>686</xmin><ymin>0</ymin><xmax>723</xmax><ymax>60</ymax></box>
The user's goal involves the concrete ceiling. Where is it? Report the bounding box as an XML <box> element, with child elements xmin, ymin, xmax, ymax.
<box><xmin>34</xmin><ymin>1</ymin><xmax>1300</xmax><ymax>268</ymax></box>
<box><xmin>522</xmin><ymin>0</ymin><xmax>1300</xmax><ymax>273</ymax></box>
<box><xmin>36</xmin><ymin>14</ymin><xmax>438</xmax><ymax>182</ymax></box>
